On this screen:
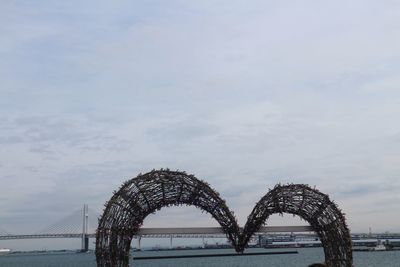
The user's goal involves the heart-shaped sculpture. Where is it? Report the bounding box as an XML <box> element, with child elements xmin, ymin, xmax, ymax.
<box><xmin>96</xmin><ymin>169</ymin><xmax>352</xmax><ymax>267</ymax></box>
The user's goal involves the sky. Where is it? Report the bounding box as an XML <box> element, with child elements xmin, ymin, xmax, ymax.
<box><xmin>1</xmin><ymin>0</ymin><xmax>400</xmax><ymax>250</ymax></box>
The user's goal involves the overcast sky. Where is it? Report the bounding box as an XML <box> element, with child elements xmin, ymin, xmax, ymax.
<box><xmin>1</xmin><ymin>0</ymin><xmax>400</xmax><ymax>250</ymax></box>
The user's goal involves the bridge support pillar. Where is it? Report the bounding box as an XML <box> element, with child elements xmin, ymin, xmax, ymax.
<box><xmin>82</xmin><ymin>235</ymin><xmax>89</xmax><ymax>252</ymax></box>
<box><xmin>170</xmin><ymin>235</ymin><xmax>173</xmax><ymax>249</ymax></box>
<box><xmin>202</xmin><ymin>236</ymin><xmax>205</xmax><ymax>248</ymax></box>
<box><xmin>81</xmin><ymin>204</ymin><xmax>89</xmax><ymax>252</ymax></box>
<box><xmin>138</xmin><ymin>236</ymin><xmax>142</xmax><ymax>251</ymax></box>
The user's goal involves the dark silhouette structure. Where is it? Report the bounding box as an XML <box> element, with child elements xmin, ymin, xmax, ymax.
<box><xmin>241</xmin><ymin>184</ymin><xmax>352</xmax><ymax>266</ymax></box>
<box><xmin>96</xmin><ymin>169</ymin><xmax>352</xmax><ymax>267</ymax></box>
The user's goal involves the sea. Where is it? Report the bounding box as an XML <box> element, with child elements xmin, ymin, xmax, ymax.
<box><xmin>0</xmin><ymin>248</ymin><xmax>399</xmax><ymax>267</ymax></box>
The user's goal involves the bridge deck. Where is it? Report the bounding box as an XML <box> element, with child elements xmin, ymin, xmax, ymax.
<box><xmin>0</xmin><ymin>226</ymin><xmax>313</xmax><ymax>240</ymax></box>
<box><xmin>2</xmin><ymin>227</ymin><xmax>400</xmax><ymax>241</ymax></box>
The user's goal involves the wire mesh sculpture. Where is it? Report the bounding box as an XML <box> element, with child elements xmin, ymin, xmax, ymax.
<box><xmin>96</xmin><ymin>169</ymin><xmax>352</xmax><ymax>267</ymax></box>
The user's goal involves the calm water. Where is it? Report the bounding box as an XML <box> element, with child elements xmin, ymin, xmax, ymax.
<box><xmin>1</xmin><ymin>248</ymin><xmax>400</xmax><ymax>267</ymax></box>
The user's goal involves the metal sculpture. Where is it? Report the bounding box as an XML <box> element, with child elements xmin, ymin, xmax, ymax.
<box><xmin>241</xmin><ymin>184</ymin><xmax>353</xmax><ymax>266</ymax></box>
<box><xmin>96</xmin><ymin>169</ymin><xmax>352</xmax><ymax>267</ymax></box>
<box><xmin>96</xmin><ymin>169</ymin><xmax>240</xmax><ymax>266</ymax></box>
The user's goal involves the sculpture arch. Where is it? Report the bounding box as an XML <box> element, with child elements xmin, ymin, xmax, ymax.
<box><xmin>241</xmin><ymin>184</ymin><xmax>352</xmax><ymax>266</ymax></box>
<box><xmin>96</xmin><ymin>169</ymin><xmax>240</xmax><ymax>266</ymax></box>
<box><xmin>96</xmin><ymin>169</ymin><xmax>352</xmax><ymax>267</ymax></box>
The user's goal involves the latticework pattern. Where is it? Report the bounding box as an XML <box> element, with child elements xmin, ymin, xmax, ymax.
<box><xmin>96</xmin><ymin>169</ymin><xmax>239</xmax><ymax>266</ymax></box>
<box><xmin>96</xmin><ymin>169</ymin><xmax>352</xmax><ymax>267</ymax></box>
<box><xmin>241</xmin><ymin>184</ymin><xmax>352</xmax><ymax>266</ymax></box>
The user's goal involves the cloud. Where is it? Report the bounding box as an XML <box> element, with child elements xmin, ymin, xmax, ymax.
<box><xmin>1</xmin><ymin>1</ymin><xmax>400</xmax><ymax>247</ymax></box>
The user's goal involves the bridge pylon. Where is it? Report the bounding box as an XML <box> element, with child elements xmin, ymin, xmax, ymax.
<box><xmin>81</xmin><ymin>204</ymin><xmax>89</xmax><ymax>252</ymax></box>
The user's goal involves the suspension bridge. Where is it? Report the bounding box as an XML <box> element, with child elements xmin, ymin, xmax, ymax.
<box><xmin>0</xmin><ymin>205</ymin><xmax>96</xmax><ymax>251</ymax></box>
<box><xmin>2</xmin><ymin>205</ymin><xmax>398</xmax><ymax>252</ymax></box>
<box><xmin>0</xmin><ymin>205</ymin><xmax>319</xmax><ymax>251</ymax></box>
